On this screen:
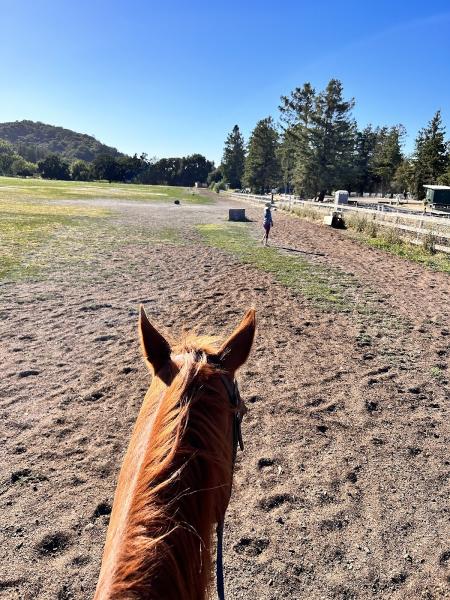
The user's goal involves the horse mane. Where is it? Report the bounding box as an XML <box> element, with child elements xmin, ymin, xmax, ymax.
<box><xmin>109</xmin><ymin>334</ymin><xmax>235</xmax><ymax>600</ymax></box>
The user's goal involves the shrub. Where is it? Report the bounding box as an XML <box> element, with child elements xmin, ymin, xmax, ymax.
<box><xmin>355</xmin><ymin>215</ymin><xmax>368</xmax><ymax>232</ymax></box>
<box><xmin>290</xmin><ymin>205</ymin><xmax>322</xmax><ymax>221</ymax></box>
<box><xmin>10</xmin><ymin>157</ymin><xmax>37</xmax><ymax>177</ymax></box>
<box><xmin>213</xmin><ymin>180</ymin><xmax>227</xmax><ymax>193</ymax></box>
<box><xmin>423</xmin><ymin>231</ymin><xmax>437</xmax><ymax>255</ymax></box>
<box><xmin>365</xmin><ymin>220</ymin><xmax>378</xmax><ymax>238</ymax></box>
<box><xmin>382</xmin><ymin>227</ymin><xmax>402</xmax><ymax>245</ymax></box>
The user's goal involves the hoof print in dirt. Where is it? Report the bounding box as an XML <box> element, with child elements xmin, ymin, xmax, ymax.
<box><xmin>93</xmin><ymin>501</ymin><xmax>112</xmax><ymax>519</ymax></box>
<box><xmin>71</xmin><ymin>554</ymin><xmax>91</xmax><ymax>567</ymax></box>
<box><xmin>11</xmin><ymin>469</ymin><xmax>47</xmax><ymax>485</ymax></box>
<box><xmin>233</xmin><ymin>537</ymin><xmax>269</xmax><ymax>557</ymax></box>
<box><xmin>320</xmin><ymin>517</ymin><xmax>348</xmax><ymax>532</ymax></box>
<box><xmin>257</xmin><ymin>457</ymin><xmax>275</xmax><ymax>470</ymax></box>
<box><xmin>439</xmin><ymin>550</ymin><xmax>450</xmax><ymax>566</ymax></box>
<box><xmin>58</xmin><ymin>583</ymin><xmax>74</xmax><ymax>600</ymax></box>
<box><xmin>11</xmin><ymin>468</ymin><xmax>32</xmax><ymax>483</ymax></box>
<box><xmin>259</xmin><ymin>493</ymin><xmax>293</xmax><ymax>511</ymax></box>
<box><xmin>36</xmin><ymin>532</ymin><xmax>70</xmax><ymax>557</ymax></box>
<box><xmin>18</xmin><ymin>370</ymin><xmax>40</xmax><ymax>378</ymax></box>
<box><xmin>408</xmin><ymin>447</ymin><xmax>422</xmax><ymax>457</ymax></box>
<box><xmin>122</xmin><ymin>366</ymin><xmax>137</xmax><ymax>374</ymax></box>
<box><xmin>346</xmin><ymin>471</ymin><xmax>358</xmax><ymax>483</ymax></box>
<box><xmin>366</xmin><ymin>400</ymin><xmax>378</xmax><ymax>413</ymax></box>
<box><xmin>316</xmin><ymin>424</ymin><xmax>328</xmax><ymax>434</ymax></box>
<box><xmin>248</xmin><ymin>394</ymin><xmax>262</xmax><ymax>404</ymax></box>
<box><xmin>94</xmin><ymin>335</ymin><xmax>117</xmax><ymax>343</ymax></box>
<box><xmin>408</xmin><ymin>386</ymin><xmax>422</xmax><ymax>394</ymax></box>
<box><xmin>79</xmin><ymin>303</ymin><xmax>112</xmax><ymax>312</ymax></box>
<box><xmin>390</xmin><ymin>572</ymin><xmax>407</xmax><ymax>586</ymax></box>
<box><xmin>83</xmin><ymin>390</ymin><xmax>104</xmax><ymax>402</ymax></box>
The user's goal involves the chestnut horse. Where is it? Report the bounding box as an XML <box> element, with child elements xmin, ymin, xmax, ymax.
<box><xmin>94</xmin><ymin>306</ymin><xmax>256</xmax><ymax>600</ymax></box>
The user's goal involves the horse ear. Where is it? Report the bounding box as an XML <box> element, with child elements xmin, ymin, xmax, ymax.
<box><xmin>218</xmin><ymin>308</ymin><xmax>256</xmax><ymax>375</ymax></box>
<box><xmin>139</xmin><ymin>305</ymin><xmax>171</xmax><ymax>374</ymax></box>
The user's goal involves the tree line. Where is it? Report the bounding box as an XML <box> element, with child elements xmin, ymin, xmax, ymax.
<box><xmin>0</xmin><ymin>140</ymin><xmax>214</xmax><ymax>187</ymax></box>
<box><xmin>217</xmin><ymin>79</ymin><xmax>450</xmax><ymax>200</ymax></box>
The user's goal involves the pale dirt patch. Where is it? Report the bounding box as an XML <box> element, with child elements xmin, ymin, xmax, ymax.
<box><xmin>0</xmin><ymin>195</ymin><xmax>449</xmax><ymax>599</ymax></box>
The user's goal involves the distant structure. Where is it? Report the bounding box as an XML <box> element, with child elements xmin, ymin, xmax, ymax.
<box><xmin>334</xmin><ymin>190</ymin><xmax>349</xmax><ymax>206</ymax></box>
<box><xmin>228</xmin><ymin>208</ymin><xmax>246</xmax><ymax>221</ymax></box>
<box><xmin>423</xmin><ymin>185</ymin><xmax>450</xmax><ymax>212</ymax></box>
<box><xmin>195</xmin><ymin>182</ymin><xmax>208</xmax><ymax>188</ymax></box>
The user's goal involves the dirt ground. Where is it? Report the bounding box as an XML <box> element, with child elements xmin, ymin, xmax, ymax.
<box><xmin>0</xmin><ymin>194</ymin><xmax>449</xmax><ymax>599</ymax></box>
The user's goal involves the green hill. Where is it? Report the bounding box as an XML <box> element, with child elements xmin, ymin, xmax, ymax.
<box><xmin>0</xmin><ymin>120</ymin><xmax>122</xmax><ymax>163</ymax></box>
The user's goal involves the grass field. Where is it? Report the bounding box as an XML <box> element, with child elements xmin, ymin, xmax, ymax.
<box><xmin>0</xmin><ymin>198</ymin><xmax>110</xmax><ymax>281</ymax></box>
<box><xmin>0</xmin><ymin>176</ymin><xmax>211</xmax><ymax>204</ymax></box>
<box><xmin>0</xmin><ymin>177</ymin><xmax>209</xmax><ymax>282</ymax></box>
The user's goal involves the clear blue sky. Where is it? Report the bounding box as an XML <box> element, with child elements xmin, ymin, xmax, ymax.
<box><xmin>2</xmin><ymin>0</ymin><xmax>450</xmax><ymax>164</ymax></box>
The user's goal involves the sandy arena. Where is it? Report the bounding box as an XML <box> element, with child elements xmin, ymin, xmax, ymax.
<box><xmin>1</xmin><ymin>195</ymin><xmax>449</xmax><ymax>599</ymax></box>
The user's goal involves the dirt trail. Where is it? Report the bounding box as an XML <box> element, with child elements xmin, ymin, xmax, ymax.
<box><xmin>0</xmin><ymin>197</ymin><xmax>449</xmax><ymax>599</ymax></box>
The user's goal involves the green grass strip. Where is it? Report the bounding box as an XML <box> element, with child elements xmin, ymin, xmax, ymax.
<box><xmin>363</xmin><ymin>235</ymin><xmax>450</xmax><ymax>273</ymax></box>
<box><xmin>0</xmin><ymin>176</ymin><xmax>212</xmax><ymax>204</ymax></box>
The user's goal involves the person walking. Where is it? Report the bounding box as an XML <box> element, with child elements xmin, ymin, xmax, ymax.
<box><xmin>262</xmin><ymin>202</ymin><xmax>273</xmax><ymax>246</ymax></box>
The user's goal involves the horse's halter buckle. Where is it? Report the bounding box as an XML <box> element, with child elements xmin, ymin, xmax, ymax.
<box><xmin>220</xmin><ymin>375</ymin><xmax>245</xmax><ymax>453</ymax></box>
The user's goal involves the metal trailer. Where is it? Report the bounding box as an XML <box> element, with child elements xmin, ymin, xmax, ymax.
<box><xmin>424</xmin><ymin>185</ymin><xmax>450</xmax><ymax>213</ymax></box>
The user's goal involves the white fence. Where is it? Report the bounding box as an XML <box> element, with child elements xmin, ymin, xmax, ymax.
<box><xmin>229</xmin><ymin>192</ymin><xmax>450</xmax><ymax>253</ymax></box>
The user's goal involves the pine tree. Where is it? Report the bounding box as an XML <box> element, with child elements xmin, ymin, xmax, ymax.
<box><xmin>312</xmin><ymin>79</ymin><xmax>357</xmax><ymax>199</ymax></box>
<box><xmin>279</xmin><ymin>83</ymin><xmax>316</xmax><ymax>197</ymax></box>
<box><xmin>393</xmin><ymin>159</ymin><xmax>414</xmax><ymax>194</ymax></box>
<box><xmin>221</xmin><ymin>125</ymin><xmax>245</xmax><ymax>188</ymax></box>
<box><xmin>279</xmin><ymin>79</ymin><xmax>356</xmax><ymax>199</ymax></box>
<box><xmin>372</xmin><ymin>125</ymin><xmax>405</xmax><ymax>195</ymax></box>
<box><xmin>354</xmin><ymin>126</ymin><xmax>378</xmax><ymax>195</ymax></box>
<box><xmin>243</xmin><ymin>117</ymin><xmax>280</xmax><ymax>194</ymax></box>
<box><xmin>413</xmin><ymin>111</ymin><xmax>449</xmax><ymax>199</ymax></box>
<box><xmin>277</xmin><ymin>133</ymin><xmax>296</xmax><ymax>193</ymax></box>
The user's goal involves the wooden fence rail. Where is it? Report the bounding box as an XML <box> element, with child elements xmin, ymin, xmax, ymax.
<box><xmin>228</xmin><ymin>192</ymin><xmax>450</xmax><ymax>254</ymax></box>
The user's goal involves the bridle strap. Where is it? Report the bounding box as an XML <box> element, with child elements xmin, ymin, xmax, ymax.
<box><xmin>215</xmin><ymin>375</ymin><xmax>244</xmax><ymax>600</ymax></box>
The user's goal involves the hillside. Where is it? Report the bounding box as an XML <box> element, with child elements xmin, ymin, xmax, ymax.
<box><xmin>0</xmin><ymin>120</ymin><xmax>122</xmax><ymax>163</ymax></box>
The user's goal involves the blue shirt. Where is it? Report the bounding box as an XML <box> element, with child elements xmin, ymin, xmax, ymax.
<box><xmin>263</xmin><ymin>208</ymin><xmax>273</xmax><ymax>226</ymax></box>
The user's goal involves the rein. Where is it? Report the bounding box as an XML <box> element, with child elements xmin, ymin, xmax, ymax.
<box><xmin>215</xmin><ymin>374</ymin><xmax>244</xmax><ymax>600</ymax></box>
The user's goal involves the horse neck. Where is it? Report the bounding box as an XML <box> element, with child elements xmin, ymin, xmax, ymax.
<box><xmin>98</xmin><ymin>370</ymin><xmax>234</xmax><ymax>600</ymax></box>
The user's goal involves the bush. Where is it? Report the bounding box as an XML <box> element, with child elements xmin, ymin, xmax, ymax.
<box><xmin>382</xmin><ymin>227</ymin><xmax>402</xmax><ymax>245</ymax></box>
<box><xmin>423</xmin><ymin>231</ymin><xmax>437</xmax><ymax>254</ymax></box>
<box><xmin>365</xmin><ymin>220</ymin><xmax>378</xmax><ymax>238</ymax></box>
<box><xmin>213</xmin><ymin>180</ymin><xmax>227</xmax><ymax>193</ymax></box>
<box><xmin>349</xmin><ymin>214</ymin><xmax>368</xmax><ymax>232</ymax></box>
<box><xmin>278</xmin><ymin>203</ymin><xmax>323</xmax><ymax>221</ymax></box>
<box><xmin>71</xmin><ymin>160</ymin><xmax>93</xmax><ymax>181</ymax></box>
<box><xmin>10</xmin><ymin>157</ymin><xmax>37</xmax><ymax>177</ymax></box>
<box><xmin>292</xmin><ymin>206</ymin><xmax>322</xmax><ymax>221</ymax></box>
<box><xmin>38</xmin><ymin>154</ymin><xmax>71</xmax><ymax>180</ymax></box>
<box><xmin>207</xmin><ymin>166</ymin><xmax>224</xmax><ymax>185</ymax></box>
